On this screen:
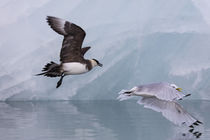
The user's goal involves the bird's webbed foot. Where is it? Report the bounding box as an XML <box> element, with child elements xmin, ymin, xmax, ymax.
<box><xmin>56</xmin><ymin>74</ymin><xmax>65</xmax><ymax>88</ymax></box>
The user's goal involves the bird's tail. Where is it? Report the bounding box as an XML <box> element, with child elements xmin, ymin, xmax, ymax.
<box><xmin>36</xmin><ymin>61</ymin><xmax>62</xmax><ymax>77</ymax></box>
<box><xmin>117</xmin><ymin>89</ymin><xmax>135</xmax><ymax>101</ymax></box>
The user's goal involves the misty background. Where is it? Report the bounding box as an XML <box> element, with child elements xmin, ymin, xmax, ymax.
<box><xmin>0</xmin><ymin>0</ymin><xmax>210</xmax><ymax>101</ymax></box>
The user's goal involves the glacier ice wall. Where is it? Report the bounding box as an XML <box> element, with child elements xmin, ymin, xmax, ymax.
<box><xmin>0</xmin><ymin>0</ymin><xmax>210</xmax><ymax>101</ymax></box>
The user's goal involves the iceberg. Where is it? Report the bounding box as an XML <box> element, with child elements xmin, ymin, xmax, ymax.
<box><xmin>0</xmin><ymin>0</ymin><xmax>210</xmax><ymax>101</ymax></box>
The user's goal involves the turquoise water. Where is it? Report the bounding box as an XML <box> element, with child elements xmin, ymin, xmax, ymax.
<box><xmin>0</xmin><ymin>100</ymin><xmax>209</xmax><ymax>140</ymax></box>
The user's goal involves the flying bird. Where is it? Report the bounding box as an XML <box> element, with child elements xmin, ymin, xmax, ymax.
<box><xmin>117</xmin><ymin>82</ymin><xmax>202</xmax><ymax>138</ymax></box>
<box><xmin>117</xmin><ymin>82</ymin><xmax>191</xmax><ymax>101</ymax></box>
<box><xmin>36</xmin><ymin>16</ymin><xmax>102</xmax><ymax>88</ymax></box>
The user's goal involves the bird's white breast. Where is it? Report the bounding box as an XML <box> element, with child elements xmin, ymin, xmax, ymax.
<box><xmin>134</xmin><ymin>92</ymin><xmax>155</xmax><ymax>97</ymax></box>
<box><xmin>62</xmin><ymin>62</ymin><xmax>88</xmax><ymax>75</ymax></box>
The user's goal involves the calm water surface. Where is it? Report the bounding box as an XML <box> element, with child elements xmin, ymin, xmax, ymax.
<box><xmin>0</xmin><ymin>100</ymin><xmax>209</xmax><ymax>140</ymax></box>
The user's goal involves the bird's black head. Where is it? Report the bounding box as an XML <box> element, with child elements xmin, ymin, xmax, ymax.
<box><xmin>92</xmin><ymin>59</ymin><xmax>103</xmax><ymax>67</ymax></box>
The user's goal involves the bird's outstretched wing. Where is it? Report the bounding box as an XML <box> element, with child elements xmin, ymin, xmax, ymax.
<box><xmin>137</xmin><ymin>97</ymin><xmax>201</xmax><ymax>127</ymax></box>
<box><xmin>136</xmin><ymin>82</ymin><xmax>186</xmax><ymax>101</ymax></box>
<box><xmin>46</xmin><ymin>16</ymin><xmax>87</xmax><ymax>63</ymax></box>
<box><xmin>81</xmin><ymin>46</ymin><xmax>91</xmax><ymax>56</ymax></box>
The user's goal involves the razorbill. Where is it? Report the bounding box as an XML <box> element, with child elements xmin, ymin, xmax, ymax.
<box><xmin>36</xmin><ymin>16</ymin><xmax>103</xmax><ymax>88</ymax></box>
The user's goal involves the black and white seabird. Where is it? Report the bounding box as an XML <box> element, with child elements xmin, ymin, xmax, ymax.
<box><xmin>36</xmin><ymin>16</ymin><xmax>103</xmax><ymax>88</ymax></box>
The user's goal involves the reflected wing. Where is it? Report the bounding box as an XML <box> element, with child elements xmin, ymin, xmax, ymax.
<box><xmin>137</xmin><ymin>97</ymin><xmax>199</xmax><ymax>126</ymax></box>
<box><xmin>47</xmin><ymin>16</ymin><xmax>86</xmax><ymax>63</ymax></box>
<box><xmin>136</xmin><ymin>83</ymin><xmax>185</xmax><ymax>101</ymax></box>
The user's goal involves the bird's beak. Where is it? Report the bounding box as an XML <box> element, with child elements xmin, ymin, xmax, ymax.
<box><xmin>98</xmin><ymin>63</ymin><xmax>103</xmax><ymax>67</ymax></box>
<box><xmin>176</xmin><ymin>88</ymin><xmax>182</xmax><ymax>92</ymax></box>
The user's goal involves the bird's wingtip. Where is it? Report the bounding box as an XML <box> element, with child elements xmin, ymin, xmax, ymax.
<box><xmin>117</xmin><ymin>89</ymin><xmax>134</xmax><ymax>101</ymax></box>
